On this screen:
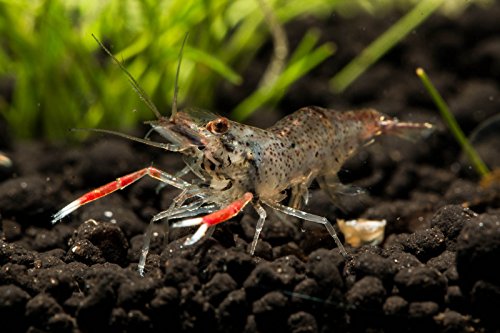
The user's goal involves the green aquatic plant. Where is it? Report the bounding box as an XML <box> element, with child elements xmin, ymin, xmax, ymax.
<box><xmin>0</xmin><ymin>0</ymin><xmax>340</xmax><ymax>141</ymax></box>
<box><xmin>1</xmin><ymin>0</ymin><xmax>491</xmax><ymax>140</ymax></box>
<box><xmin>330</xmin><ymin>0</ymin><xmax>445</xmax><ymax>93</ymax></box>
<box><xmin>231</xmin><ymin>30</ymin><xmax>335</xmax><ymax>121</ymax></box>
<box><xmin>416</xmin><ymin>67</ymin><xmax>490</xmax><ymax>178</ymax></box>
<box><xmin>329</xmin><ymin>0</ymin><xmax>494</xmax><ymax>93</ymax></box>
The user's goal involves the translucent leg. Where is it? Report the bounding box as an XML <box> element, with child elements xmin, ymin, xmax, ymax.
<box><xmin>155</xmin><ymin>165</ymin><xmax>192</xmax><ymax>194</ymax></box>
<box><xmin>137</xmin><ymin>202</ymin><xmax>218</xmax><ymax>276</ymax></box>
<box><xmin>317</xmin><ymin>172</ymin><xmax>366</xmax><ymax>213</ymax></box>
<box><xmin>263</xmin><ymin>200</ymin><xmax>348</xmax><ymax>258</ymax></box>
<box><xmin>289</xmin><ymin>183</ymin><xmax>310</xmax><ymax>210</ymax></box>
<box><xmin>250</xmin><ymin>202</ymin><xmax>267</xmax><ymax>255</ymax></box>
<box><xmin>288</xmin><ymin>172</ymin><xmax>314</xmax><ymax>209</ymax></box>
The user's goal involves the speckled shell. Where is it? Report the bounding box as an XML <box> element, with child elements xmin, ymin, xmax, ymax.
<box><xmin>251</xmin><ymin>107</ymin><xmax>381</xmax><ymax>199</ymax></box>
<box><xmin>201</xmin><ymin>106</ymin><xmax>421</xmax><ymax>204</ymax></box>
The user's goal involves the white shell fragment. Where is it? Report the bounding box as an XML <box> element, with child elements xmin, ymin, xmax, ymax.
<box><xmin>0</xmin><ymin>152</ymin><xmax>12</xmax><ymax>167</ymax></box>
<box><xmin>337</xmin><ymin>218</ymin><xmax>387</xmax><ymax>248</ymax></box>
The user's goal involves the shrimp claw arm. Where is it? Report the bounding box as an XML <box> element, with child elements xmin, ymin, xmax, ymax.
<box><xmin>52</xmin><ymin>166</ymin><xmax>191</xmax><ymax>223</ymax></box>
<box><xmin>262</xmin><ymin>200</ymin><xmax>349</xmax><ymax>258</ymax></box>
<box><xmin>171</xmin><ymin>192</ymin><xmax>253</xmax><ymax>246</ymax></box>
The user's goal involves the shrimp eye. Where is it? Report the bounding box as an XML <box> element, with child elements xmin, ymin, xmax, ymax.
<box><xmin>207</xmin><ymin>117</ymin><xmax>229</xmax><ymax>134</ymax></box>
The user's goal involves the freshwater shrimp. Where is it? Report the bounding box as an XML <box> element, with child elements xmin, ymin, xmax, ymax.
<box><xmin>52</xmin><ymin>36</ymin><xmax>433</xmax><ymax>275</ymax></box>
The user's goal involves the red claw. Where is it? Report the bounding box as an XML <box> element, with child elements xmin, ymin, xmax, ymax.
<box><xmin>52</xmin><ymin>167</ymin><xmax>189</xmax><ymax>224</ymax></box>
<box><xmin>172</xmin><ymin>192</ymin><xmax>253</xmax><ymax>245</ymax></box>
<box><xmin>203</xmin><ymin>192</ymin><xmax>253</xmax><ymax>226</ymax></box>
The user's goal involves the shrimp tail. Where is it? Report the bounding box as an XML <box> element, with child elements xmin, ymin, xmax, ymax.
<box><xmin>379</xmin><ymin>118</ymin><xmax>434</xmax><ymax>142</ymax></box>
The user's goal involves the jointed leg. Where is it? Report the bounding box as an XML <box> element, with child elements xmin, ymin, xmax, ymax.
<box><xmin>263</xmin><ymin>200</ymin><xmax>348</xmax><ymax>258</ymax></box>
<box><xmin>137</xmin><ymin>200</ymin><xmax>218</xmax><ymax>276</ymax></box>
<box><xmin>138</xmin><ymin>185</ymin><xmax>216</xmax><ymax>275</ymax></box>
<box><xmin>250</xmin><ymin>202</ymin><xmax>267</xmax><ymax>255</ymax></box>
<box><xmin>289</xmin><ymin>172</ymin><xmax>314</xmax><ymax>209</ymax></box>
<box><xmin>155</xmin><ymin>165</ymin><xmax>192</xmax><ymax>194</ymax></box>
<box><xmin>52</xmin><ymin>166</ymin><xmax>191</xmax><ymax>223</ymax></box>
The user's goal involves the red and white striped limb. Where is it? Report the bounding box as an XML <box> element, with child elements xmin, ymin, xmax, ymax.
<box><xmin>52</xmin><ymin>166</ymin><xmax>190</xmax><ymax>223</ymax></box>
<box><xmin>172</xmin><ymin>192</ymin><xmax>253</xmax><ymax>246</ymax></box>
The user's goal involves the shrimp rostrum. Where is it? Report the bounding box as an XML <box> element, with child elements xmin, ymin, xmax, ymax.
<box><xmin>52</xmin><ymin>37</ymin><xmax>433</xmax><ymax>275</ymax></box>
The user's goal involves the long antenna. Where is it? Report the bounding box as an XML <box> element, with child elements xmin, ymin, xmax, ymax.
<box><xmin>71</xmin><ymin>128</ymin><xmax>184</xmax><ymax>151</ymax></box>
<box><xmin>171</xmin><ymin>33</ymin><xmax>189</xmax><ymax>120</ymax></box>
<box><xmin>92</xmin><ymin>34</ymin><xmax>163</xmax><ymax>119</ymax></box>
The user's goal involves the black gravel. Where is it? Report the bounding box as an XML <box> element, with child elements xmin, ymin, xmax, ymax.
<box><xmin>1</xmin><ymin>4</ymin><xmax>500</xmax><ymax>333</ymax></box>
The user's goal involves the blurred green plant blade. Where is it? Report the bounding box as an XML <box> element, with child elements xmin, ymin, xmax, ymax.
<box><xmin>330</xmin><ymin>0</ymin><xmax>445</xmax><ymax>93</ymax></box>
<box><xmin>3</xmin><ymin>0</ymin><xmax>481</xmax><ymax>141</ymax></box>
<box><xmin>185</xmin><ymin>48</ymin><xmax>242</xmax><ymax>85</ymax></box>
<box><xmin>416</xmin><ymin>68</ymin><xmax>490</xmax><ymax>178</ymax></box>
<box><xmin>231</xmin><ymin>36</ymin><xmax>335</xmax><ymax>121</ymax></box>
<box><xmin>1</xmin><ymin>0</ymin><xmax>345</xmax><ymax>140</ymax></box>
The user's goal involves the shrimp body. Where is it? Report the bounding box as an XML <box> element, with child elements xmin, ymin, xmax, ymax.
<box><xmin>53</xmin><ymin>104</ymin><xmax>432</xmax><ymax>274</ymax></box>
<box><xmin>161</xmin><ymin>105</ymin><xmax>432</xmax><ymax>258</ymax></box>
<box><xmin>52</xmin><ymin>38</ymin><xmax>433</xmax><ymax>274</ymax></box>
<box><xmin>255</xmin><ymin>106</ymin><xmax>373</xmax><ymax>200</ymax></box>
<box><xmin>199</xmin><ymin>106</ymin><xmax>430</xmax><ymax>205</ymax></box>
